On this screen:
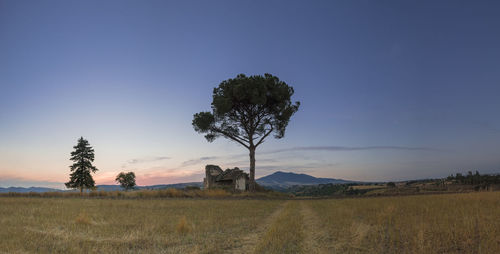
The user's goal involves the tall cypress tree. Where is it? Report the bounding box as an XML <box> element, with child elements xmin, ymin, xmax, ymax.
<box><xmin>65</xmin><ymin>137</ymin><xmax>99</xmax><ymax>193</ymax></box>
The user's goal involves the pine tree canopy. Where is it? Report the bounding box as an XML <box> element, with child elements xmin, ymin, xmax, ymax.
<box><xmin>65</xmin><ymin>137</ymin><xmax>99</xmax><ymax>192</ymax></box>
<box><xmin>192</xmin><ymin>73</ymin><xmax>300</xmax><ymax>147</ymax></box>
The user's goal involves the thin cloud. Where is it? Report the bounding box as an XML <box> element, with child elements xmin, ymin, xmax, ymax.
<box><xmin>265</xmin><ymin>146</ymin><xmax>436</xmax><ymax>154</ymax></box>
<box><xmin>134</xmin><ymin>166</ymin><xmax>204</xmax><ymax>185</ymax></box>
<box><xmin>219</xmin><ymin>145</ymin><xmax>437</xmax><ymax>159</ymax></box>
<box><xmin>225</xmin><ymin>158</ymin><xmax>278</xmax><ymax>165</ymax></box>
<box><xmin>236</xmin><ymin>162</ymin><xmax>341</xmax><ymax>172</ymax></box>
<box><xmin>139</xmin><ymin>171</ymin><xmax>205</xmax><ymax>186</ymax></box>
<box><xmin>94</xmin><ymin>166</ymin><xmax>203</xmax><ymax>186</ymax></box>
<box><xmin>127</xmin><ymin>156</ymin><xmax>171</xmax><ymax>164</ymax></box>
<box><xmin>476</xmin><ymin>122</ymin><xmax>500</xmax><ymax>133</ymax></box>
<box><xmin>181</xmin><ymin>156</ymin><xmax>218</xmax><ymax>167</ymax></box>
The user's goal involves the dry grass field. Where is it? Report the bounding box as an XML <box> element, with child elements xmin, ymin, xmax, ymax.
<box><xmin>305</xmin><ymin>192</ymin><xmax>500</xmax><ymax>253</ymax></box>
<box><xmin>1</xmin><ymin>192</ymin><xmax>499</xmax><ymax>253</ymax></box>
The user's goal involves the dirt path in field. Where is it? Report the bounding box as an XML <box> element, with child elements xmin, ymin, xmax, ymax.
<box><xmin>225</xmin><ymin>201</ymin><xmax>290</xmax><ymax>254</ymax></box>
<box><xmin>300</xmin><ymin>201</ymin><xmax>332</xmax><ymax>254</ymax></box>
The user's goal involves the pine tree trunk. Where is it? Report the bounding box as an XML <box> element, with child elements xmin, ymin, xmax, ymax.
<box><xmin>249</xmin><ymin>146</ymin><xmax>256</xmax><ymax>192</ymax></box>
<box><xmin>80</xmin><ymin>186</ymin><xmax>83</xmax><ymax>195</ymax></box>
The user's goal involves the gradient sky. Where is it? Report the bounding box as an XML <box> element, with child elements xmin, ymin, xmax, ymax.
<box><xmin>1</xmin><ymin>0</ymin><xmax>500</xmax><ymax>188</ymax></box>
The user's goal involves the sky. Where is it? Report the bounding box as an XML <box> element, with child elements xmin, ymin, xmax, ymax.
<box><xmin>1</xmin><ymin>0</ymin><xmax>500</xmax><ymax>188</ymax></box>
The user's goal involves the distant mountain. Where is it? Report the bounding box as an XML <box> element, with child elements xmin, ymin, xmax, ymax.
<box><xmin>96</xmin><ymin>182</ymin><xmax>203</xmax><ymax>191</ymax></box>
<box><xmin>256</xmin><ymin>171</ymin><xmax>356</xmax><ymax>190</ymax></box>
<box><xmin>0</xmin><ymin>182</ymin><xmax>204</xmax><ymax>193</ymax></box>
<box><xmin>2</xmin><ymin>172</ymin><xmax>354</xmax><ymax>193</ymax></box>
<box><xmin>0</xmin><ymin>187</ymin><xmax>63</xmax><ymax>193</ymax></box>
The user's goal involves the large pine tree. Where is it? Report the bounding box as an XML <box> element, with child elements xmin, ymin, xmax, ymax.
<box><xmin>192</xmin><ymin>74</ymin><xmax>300</xmax><ymax>191</ymax></box>
<box><xmin>65</xmin><ymin>137</ymin><xmax>99</xmax><ymax>193</ymax></box>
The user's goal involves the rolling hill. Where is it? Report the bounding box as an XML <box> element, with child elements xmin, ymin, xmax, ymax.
<box><xmin>95</xmin><ymin>182</ymin><xmax>203</xmax><ymax>191</ymax></box>
<box><xmin>0</xmin><ymin>187</ymin><xmax>63</xmax><ymax>193</ymax></box>
<box><xmin>256</xmin><ymin>171</ymin><xmax>356</xmax><ymax>190</ymax></box>
<box><xmin>1</xmin><ymin>172</ymin><xmax>354</xmax><ymax>193</ymax></box>
<box><xmin>0</xmin><ymin>182</ymin><xmax>204</xmax><ymax>193</ymax></box>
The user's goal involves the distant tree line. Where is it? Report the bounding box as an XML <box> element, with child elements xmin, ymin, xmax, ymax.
<box><xmin>289</xmin><ymin>183</ymin><xmax>372</xmax><ymax>197</ymax></box>
<box><xmin>447</xmin><ymin>171</ymin><xmax>500</xmax><ymax>186</ymax></box>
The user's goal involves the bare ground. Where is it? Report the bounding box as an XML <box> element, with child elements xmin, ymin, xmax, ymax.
<box><xmin>224</xmin><ymin>201</ymin><xmax>289</xmax><ymax>254</ymax></box>
<box><xmin>226</xmin><ymin>200</ymin><xmax>334</xmax><ymax>254</ymax></box>
<box><xmin>300</xmin><ymin>201</ymin><xmax>333</xmax><ymax>254</ymax></box>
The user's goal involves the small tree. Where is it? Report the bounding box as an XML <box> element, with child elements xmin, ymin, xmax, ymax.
<box><xmin>193</xmin><ymin>73</ymin><xmax>300</xmax><ymax>191</ymax></box>
<box><xmin>65</xmin><ymin>137</ymin><xmax>98</xmax><ymax>193</ymax></box>
<box><xmin>115</xmin><ymin>172</ymin><xmax>136</xmax><ymax>191</ymax></box>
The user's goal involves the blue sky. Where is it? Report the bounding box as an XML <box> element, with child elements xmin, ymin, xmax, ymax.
<box><xmin>1</xmin><ymin>0</ymin><xmax>499</xmax><ymax>188</ymax></box>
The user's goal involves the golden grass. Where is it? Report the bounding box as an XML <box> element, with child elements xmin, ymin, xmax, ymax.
<box><xmin>0</xmin><ymin>197</ymin><xmax>282</xmax><ymax>253</ymax></box>
<box><xmin>74</xmin><ymin>212</ymin><xmax>92</xmax><ymax>225</ymax></box>
<box><xmin>1</xmin><ymin>192</ymin><xmax>499</xmax><ymax>253</ymax></box>
<box><xmin>0</xmin><ymin>188</ymin><xmax>289</xmax><ymax>199</ymax></box>
<box><xmin>304</xmin><ymin>192</ymin><xmax>500</xmax><ymax>253</ymax></box>
<box><xmin>40</xmin><ymin>188</ymin><xmax>232</xmax><ymax>198</ymax></box>
<box><xmin>254</xmin><ymin>202</ymin><xmax>304</xmax><ymax>254</ymax></box>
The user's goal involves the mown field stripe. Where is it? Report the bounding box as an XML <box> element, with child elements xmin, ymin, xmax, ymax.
<box><xmin>253</xmin><ymin>201</ymin><xmax>304</xmax><ymax>254</ymax></box>
<box><xmin>300</xmin><ymin>201</ymin><xmax>333</xmax><ymax>254</ymax></box>
<box><xmin>224</xmin><ymin>201</ymin><xmax>288</xmax><ymax>254</ymax></box>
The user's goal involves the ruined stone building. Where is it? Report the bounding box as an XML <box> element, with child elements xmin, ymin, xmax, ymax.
<box><xmin>204</xmin><ymin>165</ymin><xmax>249</xmax><ymax>191</ymax></box>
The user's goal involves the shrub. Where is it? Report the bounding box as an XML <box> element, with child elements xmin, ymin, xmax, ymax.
<box><xmin>184</xmin><ymin>186</ymin><xmax>201</xmax><ymax>191</ymax></box>
<box><xmin>176</xmin><ymin>216</ymin><xmax>192</xmax><ymax>235</ymax></box>
<box><xmin>199</xmin><ymin>189</ymin><xmax>230</xmax><ymax>198</ymax></box>
<box><xmin>74</xmin><ymin>212</ymin><xmax>91</xmax><ymax>225</ymax></box>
